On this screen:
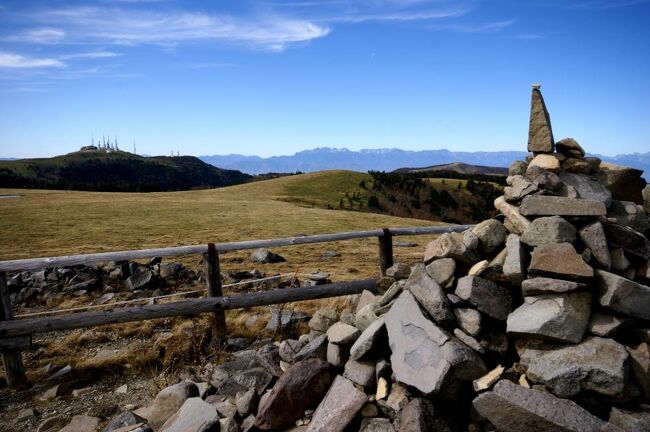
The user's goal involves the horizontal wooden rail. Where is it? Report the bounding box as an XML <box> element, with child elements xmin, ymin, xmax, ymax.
<box><xmin>0</xmin><ymin>279</ymin><xmax>377</xmax><ymax>338</ymax></box>
<box><xmin>0</xmin><ymin>225</ymin><xmax>472</xmax><ymax>272</ymax></box>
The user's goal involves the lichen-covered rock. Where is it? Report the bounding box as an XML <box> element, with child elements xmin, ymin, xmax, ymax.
<box><xmin>471</xmin><ymin>219</ymin><xmax>508</xmax><ymax>255</ymax></box>
<box><xmin>521</xmin><ymin>216</ymin><xmax>577</xmax><ymax>247</ymax></box>
<box><xmin>521</xmin><ymin>277</ymin><xmax>586</xmax><ymax>296</ymax></box>
<box><xmin>579</xmin><ymin>221</ymin><xmax>611</xmax><ymax>270</ymax></box>
<box><xmin>517</xmin><ymin>336</ymin><xmax>629</xmax><ymax>398</ymax></box>
<box><xmin>527</xmin><ymin>87</ymin><xmax>554</xmax><ymax>153</ymax></box>
<box><xmin>520</xmin><ymin>195</ymin><xmax>607</xmax><ymax>217</ymax></box>
<box><xmin>423</xmin><ymin>232</ymin><xmax>480</xmax><ymax>264</ymax></box>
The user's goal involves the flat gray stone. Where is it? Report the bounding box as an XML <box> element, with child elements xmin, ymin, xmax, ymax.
<box><xmin>519</xmin><ymin>195</ymin><xmax>606</xmax><ymax>217</ymax></box>
<box><xmin>326</xmin><ymin>342</ymin><xmax>346</xmax><ymax>367</ymax></box>
<box><xmin>596</xmin><ymin>270</ymin><xmax>650</xmax><ymax>320</ymax></box>
<box><xmin>350</xmin><ymin>317</ymin><xmax>386</xmax><ymax>360</ymax></box>
<box><xmin>404</xmin><ymin>264</ymin><xmax>454</xmax><ymax>326</ymax></box>
<box><xmin>343</xmin><ymin>359</ymin><xmax>376</xmax><ymax>388</ymax></box>
<box><xmin>528</xmin><ymin>243</ymin><xmax>593</xmax><ymax>281</ymax></box>
<box><xmin>359</xmin><ymin>418</ymin><xmax>395</xmax><ymax>432</ymax></box>
<box><xmin>521</xmin><ymin>216</ymin><xmax>576</xmax><ymax>247</ymax></box>
<box><xmin>58</xmin><ymin>415</ymin><xmax>101</xmax><ymax>432</ymax></box>
<box><xmin>384</xmin><ymin>291</ymin><xmax>485</xmax><ymax>395</ymax></box>
<box><xmin>521</xmin><ymin>277</ymin><xmax>586</xmax><ymax>296</ymax></box>
<box><xmin>527</xmin><ymin>87</ymin><xmax>554</xmax><ymax>153</ymax></box>
<box><xmin>454</xmin><ymin>276</ymin><xmax>512</xmax><ymax>321</ymax></box>
<box><xmin>506</xmin><ymin>292</ymin><xmax>591</xmax><ymax>343</ymax></box>
<box><xmin>326</xmin><ymin>322</ymin><xmax>360</xmax><ymax>345</ymax></box>
<box><xmin>307</xmin><ymin>375</ymin><xmax>367</xmax><ymax>432</ymax></box>
<box><xmin>453</xmin><ymin>328</ymin><xmax>485</xmax><ymax>354</ymax></box>
<box><xmin>579</xmin><ymin>221</ymin><xmax>611</xmax><ymax>270</ymax></box>
<box><xmin>517</xmin><ymin>336</ymin><xmax>629</xmax><ymax>398</ymax></box>
<box><xmin>159</xmin><ymin>398</ymin><xmax>219</xmax><ymax>432</ymax></box>
<box><xmin>473</xmin><ymin>379</ymin><xmax>606</xmax><ymax>432</ymax></box>
<box><xmin>385</xmin><ymin>263</ymin><xmax>411</xmax><ymax>279</ymax></box>
<box><xmin>425</xmin><ymin>258</ymin><xmax>456</xmax><ymax>288</ymax></box>
<box><xmin>503</xmin><ymin>234</ymin><xmax>526</xmax><ymax>282</ymax></box>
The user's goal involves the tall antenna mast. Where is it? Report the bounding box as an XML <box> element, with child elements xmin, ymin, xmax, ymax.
<box><xmin>133</xmin><ymin>140</ymin><xmax>136</xmax><ymax>155</ymax></box>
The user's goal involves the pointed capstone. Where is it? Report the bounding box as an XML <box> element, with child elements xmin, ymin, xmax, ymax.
<box><xmin>527</xmin><ymin>86</ymin><xmax>554</xmax><ymax>153</ymax></box>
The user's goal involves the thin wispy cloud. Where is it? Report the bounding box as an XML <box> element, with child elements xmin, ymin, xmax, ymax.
<box><xmin>0</xmin><ymin>51</ymin><xmax>65</xmax><ymax>69</ymax></box>
<box><xmin>572</xmin><ymin>0</ymin><xmax>650</xmax><ymax>8</ymax></box>
<box><xmin>59</xmin><ymin>51</ymin><xmax>121</xmax><ymax>60</ymax></box>
<box><xmin>5</xmin><ymin>27</ymin><xmax>65</xmax><ymax>44</ymax></box>
<box><xmin>432</xmin><ymin>19</ymin><xmax>515</xmax><ymax>33</ymax></box>
<box><xmin>29</xmin><ymin>7</ymin><xmax>330</xmax><ymax>51</ymax></box>
<box><xmin>323</xmin><ymin>6</ymin><xmax>471</xmax><ymax>23</ymax></box>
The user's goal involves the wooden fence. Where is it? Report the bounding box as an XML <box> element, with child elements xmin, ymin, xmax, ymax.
<box><xmin>0</xmin><ymin>224</ymin><xmax>471</xmax><ymax>388</ymax></box>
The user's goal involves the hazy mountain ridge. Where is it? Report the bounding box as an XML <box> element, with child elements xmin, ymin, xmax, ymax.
<box><xmin>200</xmin><ymin>147</ymin><xmax>650</xmax><ymax>177</ymax></box>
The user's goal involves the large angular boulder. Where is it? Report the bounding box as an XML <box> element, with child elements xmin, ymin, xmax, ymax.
<box><xmin>472</xmin><ymin>380</ymin><xmax>607</xmax><ymax>432</ymax></box>
<box><xmin>326</xmin><ymin>322</ymin><xmax>360</xmax><ymax>345</ymax></box>
<box><xmin>528</xmin><ymin>243</ymin><xmax>593</xmax><ymax>281</ymax></box>
<box><xmin>255</xmin><ymin>359</ymin><xmax>332</xmax><ymax>430</ymax></box>
<box><xmin>517</xmin><ymin>336</ymin><xmax>629</xmax><ymax>398</ymax></box>
<box><xmin>527</xmin><ymin>86</ymin><xmax>554</xmax><ymax>153</ymax></box>
<box><xmin>404</xmin><ymin>265</ymin><xmax>454</xmax><ymax>326</ymax></box>
<box><xmin>307</xmin><ymin>375</ymin><xmax>367</xmax><ymax>432</ymax></box>
<box><xmin>521</xmin><ymin>216</ymin><xmax>576</xmax><ymax>247</ymax></box>
<box><xmin>506</xmin><ymin>292</ymin><xmax>591</xmax><ymax>343</ymax></box>
<box><xmin>425</xmin><ymin>258</ymin><xmax>456</xmax><ymax>288</ymax></box>
<box><xmin>384</xmin><ymin>291</ymin><xmax>486</xmax><ymax>395</ymax></box>
<box><xmin>159</xmin><ymin>398</ymin><xmax>219</xmax><ymax>432</ymax></box>
<box><xmin>454</xmin><ymin>276</ymin><xmax>512</xmax><ymax>321</ymax></box>
<box><xmin>558</xmin><ymin>172</ymin><xmax>612</xmax><ymax>206</ymax></box>
<box><xmin>519</xmin><ymin>196</ymin><xmax>607</xmax><ymax>217</ymax></box>
<box><xmin>596</xmin><ymin>270</ymin><xmax>650</xmax><ymax>320</ymax></box>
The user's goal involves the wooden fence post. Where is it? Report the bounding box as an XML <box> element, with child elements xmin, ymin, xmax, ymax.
<box><xmin>203</xmin><ymin>243</ymin><xmax>227</xmax><ymax>344</ymax></box>
<box><xmin>0</xmin><ymin>272</ymin><xmax>26</xmax><ymax>388</ymax></box>
<box><xmin>378</xmin><ymin>228</ymin><xmax>394</xmax><ymax>277</ymax></box>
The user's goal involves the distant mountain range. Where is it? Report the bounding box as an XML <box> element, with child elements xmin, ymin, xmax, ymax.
<box><xmin>200</xmin><ymin>148</ymin><xmax>650</xmax><ymax>178</ymax></box>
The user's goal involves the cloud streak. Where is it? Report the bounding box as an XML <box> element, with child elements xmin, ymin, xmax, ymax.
<box><xmin>0</xmin><ymin>51</ymin><xmax>65</xmax><ymax>69</ymax></box>
<box><xmin>27</xmin><ymin>7</ymin><xmax>331</xmax><ymax>51</ymax></box>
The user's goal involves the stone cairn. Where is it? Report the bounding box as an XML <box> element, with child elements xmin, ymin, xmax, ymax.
<box><xmin>83</xmin><ymin>86</ymin><xmax>650</xmax><ymax>432</ymax></box>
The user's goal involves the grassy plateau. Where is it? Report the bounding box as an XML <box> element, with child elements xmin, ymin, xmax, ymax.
<box><xmin>0</xmin><ymin>170</ymin><xmax>442</xmax><ymax>279</ymax></box>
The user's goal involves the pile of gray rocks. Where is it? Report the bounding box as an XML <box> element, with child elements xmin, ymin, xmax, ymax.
<box><xmin>66</xmin><ymin>87</ymin><xmax>650</xmax><ymax>432</ymax></box>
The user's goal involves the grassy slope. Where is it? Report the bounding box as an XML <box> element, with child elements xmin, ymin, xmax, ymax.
<box><xmin>0</xmin><ymin>170</ymin><xmax>440</xmax><ymax>279</ymax></box>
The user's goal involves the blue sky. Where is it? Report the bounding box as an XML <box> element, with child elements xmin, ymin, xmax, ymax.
<box><xmin>0</xmin><ymin>0</ymin><xmax>648</xmax><ymax>158</ymax></box>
